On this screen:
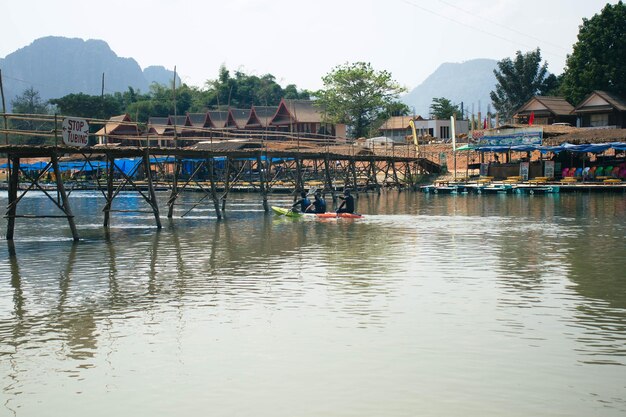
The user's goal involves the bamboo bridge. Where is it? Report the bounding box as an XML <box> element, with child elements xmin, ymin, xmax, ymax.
<box><xmin>0</xmin><ymin>113</ymin><xmax>441</xmax><ymax>241</ymax></box>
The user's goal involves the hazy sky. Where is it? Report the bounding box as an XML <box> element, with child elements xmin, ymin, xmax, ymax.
<box><xmin>0</xmin><ymin>0</ymin><xmax>618</xmax><ymax>92</ymax></box>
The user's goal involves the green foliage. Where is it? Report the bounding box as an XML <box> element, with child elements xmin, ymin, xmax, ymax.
<box><xmin>41</xmin><ymin>66</ymin><xmax>309</xmax><ymax>124</ymax></box>
<box><xmin>490</xmin><ymin>48</ymin><xmax>554</xmax><ymax>121</ymax></box>
<box><xmin>10</xmin><ymin>87</ymin><xmax>53</xmax><ymax>144</ymax></box>
<box><xmin>203</xmin><ymin>65</ymin><xmax>308</xmax><ymax>109</ymax></box>
<box><xmin>315</xmin><ymin>62</ymin><xmax>406</xmax><ymax>138</ymax></box>
<box><xmin>429</xmin><ymin>97</ymin><xmax>461</xmax><ymax>119</ymax></box>
<box><xmin>11</xmin><ymin>87</ymin><xmax>50</xmax><ymax>115</ymax></box>
<box><xmin>561</xmin><ymin>1</ymin><xmax>626</xmax><ymax>104</ymax></box>
<box><xmin>49</xmin><ymin>93</ymin><xmax>122</xmax><ymax>119</ymax></box>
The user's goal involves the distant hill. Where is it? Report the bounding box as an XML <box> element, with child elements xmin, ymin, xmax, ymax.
<box><xmin>402</xmin><ymin>59</ymin><xmax>498</xmax><ymax>118</ymax></box>
<box><xmin>0</xmin><ymin>36</ymin><xmax>180</xmax><ymax>110</ymax></box>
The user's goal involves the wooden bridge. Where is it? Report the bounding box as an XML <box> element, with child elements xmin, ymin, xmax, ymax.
<box><xmin>0</xmin><ymin>113</ymin><xmax>441</xmax><ymax>241</ymax></box>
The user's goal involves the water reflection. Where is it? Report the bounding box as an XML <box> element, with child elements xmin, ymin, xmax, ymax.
<box><xmin>1</xmin><ymin>191</ymin><xmax>626</xmax><ymax>416</ymax></box>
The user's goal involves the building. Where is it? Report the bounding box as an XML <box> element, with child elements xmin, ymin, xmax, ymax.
<box><xmin>414</xmin><ymin>118</ymin><xmax>469</xmax><ymax>141</ymax></box>
<box><xmin>514</xmin><ymin>96</ymin><xmax>576</xmax><ymax>125</ymax></box>
<box><xmin>95</xmin><ymin>114</ymin><xmax>141</xmax><ymax>145</ymax></box>
<box><xmin>573</xmin><ymin>90</ymin><xmax>626</xmax><ymax>128</ymax></box>
<box><xmin>378</xmin><ymin>116</ymin><xmax>415</xmax><ymax>143</ymax></box>
<box><xmin>269</xmin><ymin>99</ymin><xmax>346</xmax><ymax>139</ymax></box>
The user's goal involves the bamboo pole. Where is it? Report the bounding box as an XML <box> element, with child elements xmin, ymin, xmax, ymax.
<box><xmin>221</xmin><ymin>156</ymin><xmax>231</xmax><ymax>212</ymax></box>
<box><xmin>6</xmin><ymin>156</ymin><xmax>19</xmax><ymax>240</ymax></box>
<box><xmin>257</xmin><ymin>155</ymin><xmax>269</xmax><ymax>213</ymax></box>
<box><xmin>0</xmin><ymin>69</ymin><xmax>8</xmax><ymax>145</ymax></box>
<box><xmin>51</xmin><ymin>152</ymin><xmax>79</xmax><ymax>241</ymax></box>
<box><xmin>323</xmin><ymin>156</ymin><xmax>337</xmax><ymax>203</ymax></box>
<box><xmin>143</xmin><ymin>150</ymin><xmax>162</xmax><ymax>228</ymax></box>
<box><xmin>350</xmin><ymin>158</ymin><xmax>358</xmax><ymax>197</ymax></box>
<box><xmin>207</xmin><ymin>158</ymin><xmax>222</xmax><ymax>219</ymax></box>
<box><xmin>167</xmin><ymin>157</ymin><xmax>180</xmax><ymax>218</ymax></box>
<box><xmin>104</xmin><ymin>155</ymin><xmax>114</xmax><ymax>227</ymax></box>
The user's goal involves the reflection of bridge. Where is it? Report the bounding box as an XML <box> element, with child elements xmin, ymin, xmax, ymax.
<box><xmin>1</xmin><ymin>144</ymin><xmax>440</xmax><ymax>240</ymax></box>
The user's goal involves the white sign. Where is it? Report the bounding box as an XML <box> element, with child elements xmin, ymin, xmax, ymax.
<box><xmin>519</xmin><ymin>162</ymin><xmax>530</xmax><ymax>181</ymax></box>
<box><xmin>62</xmin><ymin>117</ymin><xmax>89</xmax><ymax>147</ymax></box>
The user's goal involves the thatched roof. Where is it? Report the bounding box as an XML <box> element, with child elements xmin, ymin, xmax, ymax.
<box><xmin>271</xmin><ymin>99</ymin><xmax>323</xmax><ymax>125</ymax></box>
<box><xmin>543</xmin><ymin>128</ymin><xmax>626</xmax><ymax>145</ymax></box>
<box><xmin>574</xmin><ymin>90</ymin><xmax>626</xmax><ymax>113</ymax></box>
<box><xmin>515</xmin><ymin>96</ymin><xmax>575</xmax><ymax>116</ymax></box>
<box><xmin>188</xmin><ymin>140</ymin><xmax>264</xmax><ymax>152</ymax></box>
<box><xmin>227</xmin><ymin>109</ymin><xmax>252</xmax><ymax>128</ymax></box>
<box><xmin>247</xmin><ymin>106</ymin><xmax>277</xmax><ymax>128</ymax></box>
<box><xmin>207</xmin><ymin>111</ymin><xmax>229</xmax><ymax>128</ymax></box>
<box><xmin>94</xmin><ymin>114</ymin><xmax>140</xmax><ymax>136</ymax></box>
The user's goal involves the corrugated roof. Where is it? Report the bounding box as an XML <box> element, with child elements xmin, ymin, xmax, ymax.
<box><xmin>379</xmin><ymin>116</ymin><xmax>414</xmax><ymax>131</ymax></box>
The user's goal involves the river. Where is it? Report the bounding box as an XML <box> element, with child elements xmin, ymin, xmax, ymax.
<box><xmin>0</xmin><ymin>190</ymin><xmax>625</xmax><ymax>416</ymax></box>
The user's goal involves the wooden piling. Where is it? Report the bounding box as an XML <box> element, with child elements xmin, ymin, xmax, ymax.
<box><xmin>207</xmin><ymin>158</ymin><xmax>222</xmax><ymax>219</ymax></box>
<box><xmin>167</xmin><ymin>157</ymin><xmax>180</xmax><ymax>218</ymax></box>
<box><xmin>350</xmin><ymin>158</ymin><xmax>359</xmax><ymax>197</ymax></box>
<box><xmin>323</xmin><ymin>156</ymin><xmax>337</xmax><ymax>203</ymax></box>
<box><xmin>221</xmin><ymin>156</ymin><xmax>231</xmax><ymax>212</ymax></box>
<box><xmin>257</xmin><ymin>155</ymin><xmax>269</xmax><ymax>212</ymax></box>
<box><xmin>142</xmin><ymin>150</ymin><xmax>162</xmax><ymax>229</ymax></box>
<box><xmin>51</xmin><ymin>152</ymin><xmax>79</xmax><ymax>241</ymax></box>
<box><xmin>6</xmin><ymin>156</ymin><xmax>19</xmax><ymax>240</ymax></box>
<box><xmin>103</xmin><ymin>154</ymin><xmax>114</xmax><ymax>227</ymax></box>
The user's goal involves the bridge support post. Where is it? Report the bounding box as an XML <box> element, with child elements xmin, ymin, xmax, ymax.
<box><xmin>6</xmin><ymin>156</ymin><xmax>19</xmax><ymax>240</ymax></box>
<box><xmin>167</xmin><ymin>157</ymin><xmax>180</xmax><ymax>218</ymax></box>
<box><xmin>51</xmin><ymin>152</ymin><xmax>79</xmax><ymax>241</ymax></box>
<box><xmin>143</xmin><ymin>150</ymin><xmax>162</xmax><ymax>229</ymax></box>
<box><xmin>208</xmin><ymin>157</ymin><xmax>222</xmax><ymax>219</ymax></box>
<box><xmin>104</xmin><ymin>154</ymin><xmax>114</xmax><ymax>227</ymax></box>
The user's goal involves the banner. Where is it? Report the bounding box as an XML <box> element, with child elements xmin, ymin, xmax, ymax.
<box><xmin>475</xmin><ymin>127</ymin><xmax>543</xmax><ymax>146</ymax></box>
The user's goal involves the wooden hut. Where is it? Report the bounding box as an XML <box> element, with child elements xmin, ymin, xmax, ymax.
<box><xmin>573</xmin><ymin>90</ymin><xmax>626</xmax><ymax>128</ymax></box>
<box><xmin>95</xmin><ymin>114</ymin><xmax>141</xmax><ymax>146</ymax></box>
<box><xmin>270</xmin><ymin>99</ymin><xmax>346</xmax><ymax>140</ymax></box>
<box><xmin>514</xmin><ymin>96</ymin><xmax>576</xmax><ymax>126</ymax></box>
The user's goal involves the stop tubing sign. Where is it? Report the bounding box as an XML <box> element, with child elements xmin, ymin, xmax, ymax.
<box><xmin>62</xmin><ymin>117</ymin><xmax>89</xmax><ymax>147</ymax></box>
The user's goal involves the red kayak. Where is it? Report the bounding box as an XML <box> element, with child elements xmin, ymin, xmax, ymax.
<box><xmin>315</xmin><ymin>212</ymin><xmax>363</xmax><ymax>219</ymax></box>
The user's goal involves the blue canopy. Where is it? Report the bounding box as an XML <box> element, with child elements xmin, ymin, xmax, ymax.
<box><xmin>475</xmin><ymin>142</ymin><xmax>626</xmax><ymax>154</ymax></box>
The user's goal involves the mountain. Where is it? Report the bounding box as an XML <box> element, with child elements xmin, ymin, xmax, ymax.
<box><xmin>402</xmin><ymin>59</ymin><xmax>498</xmax><ymax>118</ymax></box>
<box><xmin>0</xmin><ymin>36</ymin><xmax>180</xmax><ymax>110</ymax></box>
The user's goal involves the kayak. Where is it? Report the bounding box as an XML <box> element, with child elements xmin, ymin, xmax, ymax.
<box><xmin>271</xmin><ymin>206</ymin><xmax>363</xmax><ymax>219</ymax></box>
<box><xmin>271</xmin><ymin>206</ymin><xmax>303</xmax><ymax>218</ymax></box>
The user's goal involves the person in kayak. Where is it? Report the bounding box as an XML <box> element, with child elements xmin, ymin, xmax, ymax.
<box><xmin>311</xmin><ymin>191</ymin><xmax>327</xmax><ymax>214</ymax></box>
<box><xmin>292</xmin><ymin>191</ymin><xmax>312</xmax><ymax>213</ymax></box>
<box><xmin>336</xmin><ymin>188</ymin><xmax>355</xmax><ymax>213</ymax></box>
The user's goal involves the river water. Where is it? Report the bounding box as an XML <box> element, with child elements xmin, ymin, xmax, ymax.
<box><xmin>0</xmin><ymin>190</ymin><xmax>625</xmax><ymax>417</ymax></box>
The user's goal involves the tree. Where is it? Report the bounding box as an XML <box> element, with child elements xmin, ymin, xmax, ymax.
<box><xmin>202</xmin><ymin>66</ymin><xmax>306</xmax><ymax>109</ymax></box>
<box><xmin>561</xmin><ymin>1</ymin><xmax>626</xmax><ymax>104</ymax></box>
<box><xmin>429</xmin><ymin>97</ymin><xmax>461</xmax><ymax>119</ymax></box>
<box><xmin>10</xmin><ymin>87</ymin><xmax>53</xmax><ymax>144</ymax></box>
<box><xmin>490</xmin><ymin>49</ymin><xmax>555</xmax><ymax>122</ymax></box>
<box><xmin>49</xmin><ymin>93</ymin><xmax>122</xmax><ymax>119</ymax></box>
<box><xmin>315</xmin><ymin>62</ymin><xmax>406</xmax><ymax>138</ymax></box>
